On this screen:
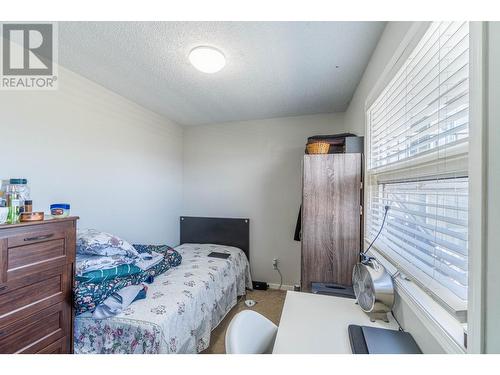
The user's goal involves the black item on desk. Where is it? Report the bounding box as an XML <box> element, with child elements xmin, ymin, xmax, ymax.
<box><xmin>348</xmin><ymin>325</ymin><xmax>422</xmax><ymax>354</ymax></box>
<box><xmin>311</xmin><ymin>282</ymin><xmax>355</xmax><ymax>299</ymax></box>
<box><xmin>207</xmin><ymin>252</ymin><xmax>231</xmax><ymax>259</ymax></box>
<box><xmin>348</xmin><ymin>325</ymin><xmax>369</xmax><ymax>354</ymax></box>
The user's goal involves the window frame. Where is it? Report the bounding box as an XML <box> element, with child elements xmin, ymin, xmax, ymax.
<box><xmin>465</xmin><ymin>21</ymin><xmax>487</xmax><ymax>354</ymax></box>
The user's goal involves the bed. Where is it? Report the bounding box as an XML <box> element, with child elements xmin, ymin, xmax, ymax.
<box><xmin>73</xmin><ymin>217</ymin><xmax>252</xmax><ymax>354</ymax></box>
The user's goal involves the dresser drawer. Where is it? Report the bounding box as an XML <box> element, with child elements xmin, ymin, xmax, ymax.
<box><xmin>36</xmin><ymin>336</ymin><xmax>68</xmax><ymax>354</ymax></box>
<box><xmin>0</xmin><ymin>264</ymin><xmax>72</xmax><ymax>328</ymax></box>
<box><xmin>0</xmin><ymin>302</ymin><xmax>68</xmax><ymax>354</ymax></box>
<box><xmin>7</xmin><ymin>226</ymin><xmax>67</xmax><ymax>248</ymax></box>
<box><xmin>0</xmin><ymin>221</ymin><xmax>76</xmax><ymax>284</ymax></box>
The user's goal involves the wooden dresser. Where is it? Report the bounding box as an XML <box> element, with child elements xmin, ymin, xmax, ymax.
<box><xmin>0</xmin><ymin>217</ymin><xmax>78</xmax><ymax>354</ymax></box>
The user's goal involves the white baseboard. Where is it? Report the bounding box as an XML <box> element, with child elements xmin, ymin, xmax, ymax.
<box><xmin>267</xmin><ymin>283</ymin><xmax>295</xmax><ymax>291</ymax></box>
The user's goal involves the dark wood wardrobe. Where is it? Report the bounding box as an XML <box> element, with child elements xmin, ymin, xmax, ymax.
<box><xmin>301</xmin><ymin>153</ymin><xmax>363</xmax><ymax>291</ymax></box>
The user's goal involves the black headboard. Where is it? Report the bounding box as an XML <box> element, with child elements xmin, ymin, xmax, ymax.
<box><xmin>180</xmin><ymin>216</ymin><xmax>250</xmax><ymax>260</ymax></box>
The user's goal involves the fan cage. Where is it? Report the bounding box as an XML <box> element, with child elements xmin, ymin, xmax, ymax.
<box><xmin>353</xmin><ymin>263</ymin><xmax>376</xmax><ymax>312</ymax></box>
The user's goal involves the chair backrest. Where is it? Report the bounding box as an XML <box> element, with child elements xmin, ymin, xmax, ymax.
<box><xmin>225</xmin><ymin>310</ymin><xmax>278</xmax><ymax>354</ymax></box>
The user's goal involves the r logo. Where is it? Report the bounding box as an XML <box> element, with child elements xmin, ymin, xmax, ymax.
<box><xmin>2</xmin><ymin>23</ymin><xmax>53</xmax><ymax>76</ymax></box>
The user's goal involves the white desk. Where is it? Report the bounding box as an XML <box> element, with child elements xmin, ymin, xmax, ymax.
<box><xmin>272</xmin><ymin>291</ymin><xmax>399</xmax><ymax>354</ymax></box>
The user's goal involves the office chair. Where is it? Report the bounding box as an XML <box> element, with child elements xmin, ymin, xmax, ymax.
<box><xmin>225</xmin><ymin>310</ymin><xmax>278</xmax><ymax>354</ymax></box>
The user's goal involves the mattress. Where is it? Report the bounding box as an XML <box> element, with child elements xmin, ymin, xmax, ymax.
<box><xmin>74</xmin><ymin>243</ymin><xmax>252</xmax><ymax>354</ymax></box>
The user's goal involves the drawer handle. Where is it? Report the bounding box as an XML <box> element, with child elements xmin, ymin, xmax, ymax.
<box><xmin>24</xmin><ymin>234</ymin><xmax>54</xmax><ymax>242</ymax></box>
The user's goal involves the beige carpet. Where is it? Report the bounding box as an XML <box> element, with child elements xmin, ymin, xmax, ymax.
<box><xmin>202</xmin><ymin>289</ymin><xmax>287</xmax><ymax>354</ymax></box>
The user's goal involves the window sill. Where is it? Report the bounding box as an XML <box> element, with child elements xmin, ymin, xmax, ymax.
<box><xmin>369</xmin><ymin>248</ymin><xmax>467</xmax><ymax>354</ymax></box>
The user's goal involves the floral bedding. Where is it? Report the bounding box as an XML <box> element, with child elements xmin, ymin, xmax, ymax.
<box><xmin>74</xmin><ymin>246</ymin><xmax>183</xmax><ymax>315</ymax></box>
<box><xmin>74</xmin><ymin>243</ymin><xmax>252</xmax><ymax>354</ymax></box>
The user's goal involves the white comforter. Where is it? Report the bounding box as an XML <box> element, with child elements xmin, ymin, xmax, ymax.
<box><xmin>74</xmin><ymin>243</ymin><xmax>252</xmax><ymax>354</ymax></box>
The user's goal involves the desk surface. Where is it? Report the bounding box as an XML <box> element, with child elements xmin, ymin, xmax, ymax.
<box><xmin>272</xmin><ymin>291</ymin><xmax>398</xmax><ymax>354</ymax></box>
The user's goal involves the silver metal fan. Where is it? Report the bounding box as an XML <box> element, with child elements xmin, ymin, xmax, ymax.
<box><xmin>352</xmin><ymin>256</ymin><xmax>394</xmax><ymax>322</ymax></box>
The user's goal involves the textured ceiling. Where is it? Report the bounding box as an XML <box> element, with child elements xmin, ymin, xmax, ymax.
<box><xmin>59</xmin><ymin>22</ymin><xmax>385</xmax><ymax>126</ymax></box>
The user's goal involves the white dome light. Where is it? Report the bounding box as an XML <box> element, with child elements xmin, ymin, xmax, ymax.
<box><xmin>189</xmin><ymin>46</ymin><xmax>226</xmax><ymax>73</ymax></box>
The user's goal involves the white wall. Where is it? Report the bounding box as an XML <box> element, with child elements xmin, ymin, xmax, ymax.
<box><xmin>182</xmin><ymin>113</ymin><xmax>346</xmax><ymax>286</ymax></box>
<box><xmin>0</xmin><ymin>66</ymin><xmax>184</xmax><ymax>245</ymax></box>
<box><xmin>344</xmin><ymin>22</ymin><xmax>414</xmax><ymax>135</ymax></box>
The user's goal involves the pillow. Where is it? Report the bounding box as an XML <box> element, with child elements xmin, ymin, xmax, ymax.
<box><xmin>77</xmin><ymin>229</ymin><xmax>140</xmax><ymax>258</ymax></box>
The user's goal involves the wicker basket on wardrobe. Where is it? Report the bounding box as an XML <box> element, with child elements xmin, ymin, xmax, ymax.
<box><xmin>306</xmin><ymin>142</ymin><xmax>330</xmax><ymax>154</ymax></box>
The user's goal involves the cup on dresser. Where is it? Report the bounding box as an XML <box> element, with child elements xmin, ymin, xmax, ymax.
<box><xmin>0</xmin><ymin>207</ymin><xmax>8</xmax><ymax>224</ymax></box>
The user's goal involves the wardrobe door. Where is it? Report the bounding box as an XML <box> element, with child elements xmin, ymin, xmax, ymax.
<box><xmin>301</xmin><ymin>154</ymin><xmax>361</xmax><ymax>291</ymax></box>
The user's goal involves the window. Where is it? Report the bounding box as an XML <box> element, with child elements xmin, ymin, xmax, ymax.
<box><xmin>366</xmin><ymin>21</ymin><xmax>469</xmax><ymax>316</ymax></box>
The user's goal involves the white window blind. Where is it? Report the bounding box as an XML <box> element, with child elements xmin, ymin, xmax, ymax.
<box><xmin>366</xmin><ymin>21</ymin><xmax>469</xmax><ymax>314</ymax></box>
<box><xmin>369</xmin><ymin>21</ymin><xmax>469</xmax><ymax>171</ymax></box>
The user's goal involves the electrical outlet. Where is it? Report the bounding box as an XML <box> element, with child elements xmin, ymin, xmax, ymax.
<box><xmin>272</xmin><ymin>258</ymin><xmax>279</xmax><ymax>270</ymax></box>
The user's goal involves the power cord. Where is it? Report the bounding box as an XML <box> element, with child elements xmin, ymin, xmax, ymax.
<box><xmin>363</xmin><ymin>205</ymin><xmax>390</xmax><ymax>255</ymax></box>
<box><xmin>276</xmin><ymin>268</ymin><xmax>283</xmax><ymax>290</ymax></box>
<box><xmin>391</xmin><ymin>310</ymin><xmax>404</xmax><ymax>332</ymax></box>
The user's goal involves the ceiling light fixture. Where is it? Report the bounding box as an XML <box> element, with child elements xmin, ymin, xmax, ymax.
<box><xmin>189</xmin><ymin>46</ymin><xmax>226</xmax><ymax>73</ymax></box>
